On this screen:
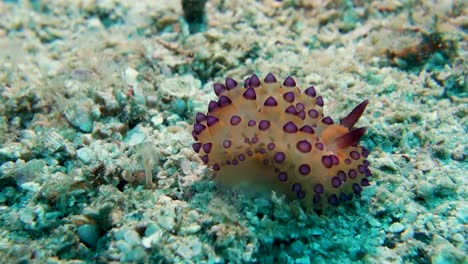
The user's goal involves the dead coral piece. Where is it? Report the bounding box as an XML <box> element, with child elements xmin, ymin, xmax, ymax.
<box><xmin>387</xmin><ymin>32</ymin><xmax>457</xmax><ymax>70</ymax></box>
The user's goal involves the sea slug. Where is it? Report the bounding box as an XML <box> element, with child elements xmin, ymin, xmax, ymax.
<box><xmin>192</xmin><ymin>73</ymin><xmax>372</xmax><ymax>208</ymax></box>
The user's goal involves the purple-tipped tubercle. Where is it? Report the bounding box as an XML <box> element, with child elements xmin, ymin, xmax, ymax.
<box><xmin>264</xmin><ymin>73</ymin><xmax>277</xmax><ymax>83</ymax></box>
<box><xmin>225</xmin><ymin>77</ymin><xmax>238</xmax><ymax>90</ymax></box>
<box><xmin>283</xmin><ymin>76</ymin><xmax>296</xmax><ymax>87</ymax></box>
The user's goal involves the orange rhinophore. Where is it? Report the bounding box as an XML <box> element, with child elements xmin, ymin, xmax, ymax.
<box><xmin>192</xmin><ymin>73</ymin><xmax>372</xmax><ymax>208</ymax></box>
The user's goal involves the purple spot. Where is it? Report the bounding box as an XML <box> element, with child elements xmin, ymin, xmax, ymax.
<box><xmin>238</xmin><ymin>154</ymin><xmax>245</xmax><ymax>161</ymax></box>
<box><xmin>331</xmin><ymin>155</ymin><xmax>339</xmax><ymax>165</ymax></box>
<box><xmin>296</xmin><ymin>103</ymin><xmax>305</xmax><ymax>111</ymax></box>
<box><xmin>292</xmin><ymin>183</ymin><xmax>302</xmax><ymax>193</ymax></box>
<box><xmin>264</xmin><ymin>96</ymin><xmax>278</xmax><ymax>106</ymax></box>
<box><xmin>361</xmin><ymin>178</ymin><xmax>370</xmax><ymax>186</ymax></box>
<box><xmin>226</xmin><ymin>160</ymin><xmax>231</xmax><ymax>165</ymax></box>
<box><xmin>251</xmin><ymin>136</ymin><xmax>259</xmax><ymax>144</ymax></box>
<box><xmin>299</xmin><ymin>125</ymin><xmax>315</xmax><ymax>134</ymax></box>
<box><xmin>283</xmin><ymin>92</ymin><xmax>295</xmax><ymax>102</ymax></box>
<box><xmin>304</xmin><ymin>86</ymin><xmax>316</xmax><ymax>97</ymax></box>
<box><xmin>308</xmin><ymin>109</ymin><xmax>319</xmax><ymax>119</ymax></box>
<box><xmin>213</xmin><ymin>163</ymin><xmax>220</xmax><ymax>171</ymax></box>
<box><xmin>218</xmin><ymin>95</ymin><xmax>232</xmax><ymax>107</ymax></box>
<box><xmin>283</xmin><ymin>76</ymin><xmax>296</xmax><ymax>87</ymax></box>
<box><xmin>350</xmin><ymin>151</ymin><xmax>360</xmax><ymax>160</ymax></box>
<box><xmin>259</xmin><ymin>120</ymin><xmax>271</xmax><ymax>131</ymax></box>
<box><xmin>225</xmin><ymin>77</ymin><xmax>238</xmax><ymax>90</ymax></box>
<box><xmin>328</xmin><ymin>194</ymin><xmax>339</xmax><ymax>206</ymax></box>
<box><xmin>247</xmin><ymin>150</ymin><xmax>253</xmax><ymax>156</ymax></box>
<box><xmin>192</xmin><ymin>131</ymin><xmax>198</xmax><ymax>140</ymax></box>
<box><xmin>278</xmin><ymin>172</ymin><xmax>288</xmax><ymax>182</ymax></box>
<box><xmin>363</xmin><ymin>160</ymin><xmax>370</xmax><ymax>166</ymax></box>
<box><xmin>274</xmin><ymin>152</ymin><xmax>286</xmax><ymax>163</ymax></box>
<box><xmin>322</xmin><ymin>117</ymin><xmax>333</xmax><ymax>125</ymax></box>
<box><xmin>267</xmin><ymin>143</ymin><xmax>276</xmax><ymax>151</ymax></box>
<box><xmin>331</xmin><ymin>176</ymin><xmax>341</xmax><ymax>188</ymax></box>
<box><xmin>203</xmin><ymin>143</ymin><xmax>212</xmax><ymax>153</ymax></box>
<box><xmin>195</xmin><ymin>112</ymin><xmax>206</xmax><ymax>123</ymax></box>
<box><xmin>315</xmin><ymin>142</ymin><xmax>324</xmax><ymax>150</ymax></box>
<box><xmin>297</xmin><ymin>111</ymin><xmax>306</xmax><ymax>120</ymax></box>
<box><xmin>192</xmin><ymin>143</ymin><xmax>202</xmax><ymax>153</ymax></box>
<box><xmin>230</xmin><ymin>115</ymin><xmax>241</xmax><ymax>126</ymax></box>
<box><xmin>208</xmin><ymin>101</ymin><xmax>219</xmax><ymax>112</ymax></box>
<box><xmin>296</xmin><ymin>140</ymin><xmax>312</xmax><ymax>153</ymax></box>
<box><xmin>358</xmin><ymin>165</ymin><xmax>366</xmax><ymax>173</ymax></box>
<box><xmin>201</xmin><ymin>155</ymin><xmax>209</xmax><ymax>164</ymax></box>
<box><xmin>297</xmin><ymin>191</ymin><xmax>305</xmax><ymax>199</ymax></box>
<box><xmin>193</xmin><ymin>123</ymin><xmax>206</xmax><ymax>135</ymax></box>
<box><xmin>248</xmin><ymin>120</ymin><xmax>256</xmax><ymax>127</ymax></box>
<box><xmin>314</xmin><ymin>184</ymin><xmax>324</xmax><ymax>193</ymax></box>
<box><xmin>250</xmin><ymin>74</ymin><xmax>261</xmax><ymax>87</ymax></box>
<box><xmin>365</xmin><ymin>169</ymin><xmax>373</xmax><ymax>177</ymax></box>
<box><xmin>223</xmin><ymin>140</ymin><xmax>231</xmax><ymax>148</ymax></box>
<box><xmin>348</xmin><ymin>169</ymin><xmax>357</xmax><ymax>179</ymax></box>
<box><xmin>352</xmin><ymin>183</ymin><xmax>362</xmax><ymax>193</ymax></box>
<box><xmin>337</xmin><ymin>170</ymin><xmax>347</xmax><ymax>182</ymax></box>
<box><xmin>299</xmin><ymin>164</ymin><xmax>311</xmax><ymax>175</ymax></box>
<box><xmin>213</xmin><ymin>83</ymin><xmax>226</xmax><ymax>96</ymax></box>
<box><xmin>313</xmin><ymin>194</ymin><xmax>321</xmax><ymax>204</ymax></box>
<box><xmin>345</xmin><ymin>158</ymin><xmax>351</xmax><ymax>165</ymax></box>
<box><xmin>258</xmin><ymin>148</ymin><xmax>266</xmax><ymax>154</ymax></box>
<box><xmin>232</xmin><ymin>159</ymin><xmax>238</xmax><ymax>165</ymax></box>
<box><xmin>362</xmin><ymin>148</ymin><xmax>370</xmax><ymax>158</ymax></box>
<box><xmin>283</xmin><ymin>121</ymin><xmax>298</xmax><ymax>133</ymax></box>
<box><xmin>206</xmin><ymin>116</ymin><xmax>219</xmax><ymax>126</ymax></box>
<box><xmin>285</xmin><ymin>105</ymin><xmax>297</xmax><ymax>115</ymax></box>
<box><xmin>316</xmin><ymin>96</ymin><xmax>324</xmax><ymax>107</ymax></box>
<box><xmin>264</xmin><ymin>73</ymin><xmax>277</xmax><ymax>83</ymax></box>
<box><xmin>243</xmin><ymin>87</ymin><xmax>256</xmax><ymax>100</ymax></box>
<box><xmin>244</xmin><ymin>138</ymin><xmax>250</xmax><ymax>144</ymax></box>
<box><xmin>321</xmin><ymin>156</ymin><xmax>333</xmax><ymax>168</ymax></box>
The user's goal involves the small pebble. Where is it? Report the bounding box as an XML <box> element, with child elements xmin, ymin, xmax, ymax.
<box><xmin>389</xmin><ymin>222</ymin><xmax>405</xmax><ymax>233</ymax></box>
<box><xmin>76</xmin><ymin>147</ymin><xmax>94</xmax><ymax>164</ymax></box>
<box><xmin>77</xmin><ymin>224</ymin><xmax>100</xmax><ymax>247</ymax></box>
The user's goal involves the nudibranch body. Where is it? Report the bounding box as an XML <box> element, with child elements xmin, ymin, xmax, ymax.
<box><xmin>192</xmin><ymin>73</ymin><xmax>372</xmax><ymax>208</ymax></box>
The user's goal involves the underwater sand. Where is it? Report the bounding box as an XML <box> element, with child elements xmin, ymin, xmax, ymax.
<box><xmin>0</xmin><ymin>0</ymin><xmax>466</xmax><ymax>263</ymax></box>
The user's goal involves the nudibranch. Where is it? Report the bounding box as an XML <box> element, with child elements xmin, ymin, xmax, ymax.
<box><xmin>192</xmin><ymin>73</ymin><xmax>372</xmax><ymax>208</ymax></box>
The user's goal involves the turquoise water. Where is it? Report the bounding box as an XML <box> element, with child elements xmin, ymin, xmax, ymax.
<box><xmin>0</xmin><ymin>1</ymin><xmax>466</xmax><ymax>263</ymax></box>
